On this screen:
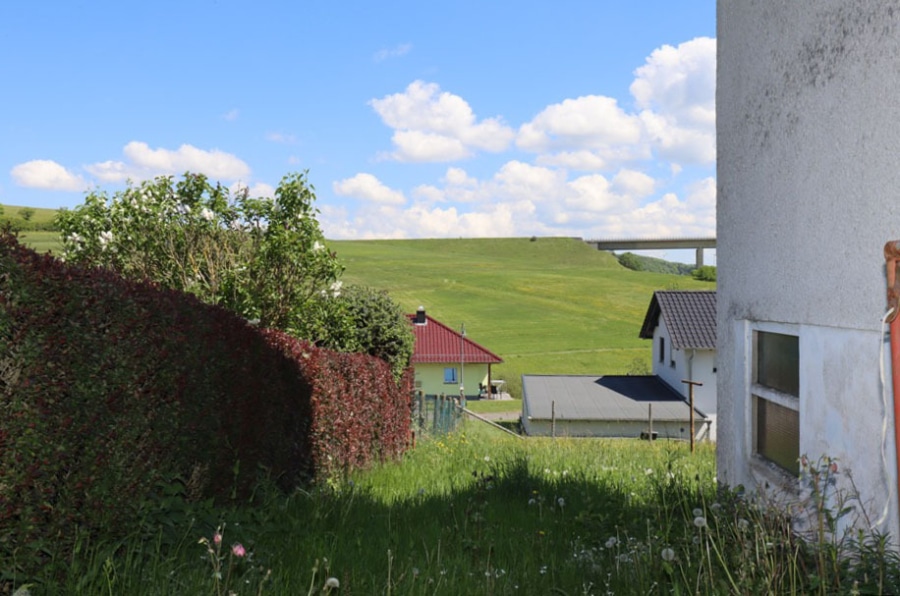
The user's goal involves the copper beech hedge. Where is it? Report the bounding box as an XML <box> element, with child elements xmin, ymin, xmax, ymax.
<box><xmin>0</xmin><ymin>232</ymin><xmax>412</xmax><ymax>575</ymax></box>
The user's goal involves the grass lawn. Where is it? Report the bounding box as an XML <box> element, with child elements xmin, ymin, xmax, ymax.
<box><xmin>332</xmin><ymin>237</ymin><xmax>712</xmax><ymax>398</ymax></box>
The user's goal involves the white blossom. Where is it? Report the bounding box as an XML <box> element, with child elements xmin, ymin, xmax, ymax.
<box><xmin>330</xmin><ymin>280</ymin><xmax>343</xmax><ymax>297</ymax></box>
<box><xmin>99</xmin><ymin>230</ymin><xmax>113</xmax><ymax>249</ymax></box>
<box><xmin>661</xmin><ymin>547</ymin><xmax>676</xmax><ymax>562</ymax></box>
<box><xmin>313</xmin><ymin>240</ymin><xmax>324</xmax><ymax>251</ymax></box>
<box><xmin>200</xmin><ymin>207</ymin><xmax>215</xmax><ymax>221</ymax></box>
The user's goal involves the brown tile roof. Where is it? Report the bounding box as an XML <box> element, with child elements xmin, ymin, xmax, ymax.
<box><xmin>407</xmin><ymin>312</ymin><xmax>503</xmax><ymax>365</ymax></box>
<box><xmin>639</xmin><ymin>290</ymin><xmax>716</xmax><ymax>350</ymax></box>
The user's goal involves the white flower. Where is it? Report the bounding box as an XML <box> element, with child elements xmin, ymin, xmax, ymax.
<box><xmin>557</xmin><ymin>497</ymin><xmax>565</xmax><ymax>508</ymax></box>
<box><xmin>99</xmin><ymin>230</ymin><xmax>113</xmax><ymax>249</ymax></box>
<box><xmin>67</xmin><ymin>232</ymin><xmax>83</xmax><ymax>244</ymax></box>
<box><xmin>605</xmin><ymin>537</ymin><xmax>618</xmax><ymax>549</ymax></box>
<box><xmin>200</xmin><ymin>207</ymin><xmax>215</xmax><ymax>221</ymax></box>
<box><xmin>330</xmin><ymin>280</ymin><xmax>343</xmax><ymax>297</ymax></box>
<box><xmin>324</xmin><ymin>577</ymin><xmax>340</xmax><ymax>588</ymax></box>
<box><xmin>644</xmin><ymin>468</ymin><xmax>653</xmax><ymax>475</ymax></box>
<box><xmin>737</xmin><ymin>518</ymin><xmax>750</xmax><ymax>532</ymax></box>
<box><xmin>693</xmin><ymin>508</ymin><xmax>704</xmax><ymax>518</ymax></box>
<box><xmin>483</xmin><ymin>455</ymin><xmax>490</xmax><ymax>462</ymax></box>
<box><xmin>313</xmin><ymin>240</ymin><xmax>324</xmax><ymax>251</ymax></box>
<box><xmin>661</xmin><ymin>547</ymin><xmax>675</xmax><ymax>562</ymax></box>
<box><xmin>230</xmin><ymin>220</ymin><xmax>243</xmax><ymax>231</ymax></box>
<box><xmin>693</xmin><ymin>516</ymin><xmax>707</xmax><ymax>529</ymax></box>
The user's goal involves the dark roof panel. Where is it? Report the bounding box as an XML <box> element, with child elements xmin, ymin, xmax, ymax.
<box><xmin>639</xmin><ymin>290</ymin><xmax>716</xmax><ymax>350</ymax></box>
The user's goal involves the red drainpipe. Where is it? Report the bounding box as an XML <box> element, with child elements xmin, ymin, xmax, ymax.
<box><xmin>883</xmin><ymin>241</ymin><xmax>900</xmax><ymax>521</ymax></box>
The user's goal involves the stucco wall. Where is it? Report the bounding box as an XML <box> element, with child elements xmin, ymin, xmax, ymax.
<box><xmin>718</xmin><ymin>1</ymin><xmax>900</xmax><ymax>536</ymax></box>
<box><xmin>652</xmin><ymin>319</ymin><xmax>718</xmax><ymax>415</ymax></box>
<box><xmin>521</xmin><ymin>418</ymin><xmax>710</xmax><ymax>441</ymax></box>
<box><xmin>413</xmin><ymin>362</ymin><xmax>490</xmax><ymax>398</ymax></box>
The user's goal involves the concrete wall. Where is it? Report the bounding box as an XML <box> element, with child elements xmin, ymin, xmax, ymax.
<box><xmin>718</xmin><ymin>1</ymin><xmax>900</xmax><ymax>536</ymax></box>
<box><xmin>521</xmin><ymin>417</ymin><xmax>711</xmax><ymax>441</ymax></box>
<box><xmin>413</xmin><ymin>362</ymin><xmax>490</xmax><ymax>399</ymax></box>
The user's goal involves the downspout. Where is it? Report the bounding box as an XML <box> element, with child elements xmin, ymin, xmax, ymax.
<box><xmin>882</xmin><ymin>241</ymin><xmax>900</xmax><ymax>531</ymax></box>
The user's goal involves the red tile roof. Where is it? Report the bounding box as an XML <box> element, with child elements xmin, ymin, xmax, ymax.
<box><xmin>407</xmin><ymin>313</ymin><xmax>503</xmax><ymax>364</ymax></box>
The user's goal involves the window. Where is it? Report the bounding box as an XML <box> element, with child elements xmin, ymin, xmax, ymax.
<box><xmin>443</xmin><ymin>367</ymin><xmax>458</xmax><ymax>384</ymax></box>
<box><xmin>659</xmin><ymin>337</ymin><xmax>665</xmax><ymax>363</ymax></box>
<box><xmin>752</xmin><ymin>330</ymin><xmax>799</xmax><ymax>474</ymax></box>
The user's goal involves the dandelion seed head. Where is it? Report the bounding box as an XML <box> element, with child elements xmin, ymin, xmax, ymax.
<box><xmin>661</xmin><ymin>547</ymin><xmax>675</xmax><ymax>562</ymax></box>
<box><xmin>324</xmin><ymin>577</ymin><xmax>340</xmax><ymax>588</ymax></box>
<box><xmin>693</xmin><ymin>516</ymin><xmax>707</xmax><ymax>529</ymax></box>
<box><xmin>693</xmin><ymin>508</ymin><xmax>703</xmax><ymax>517</ymax></box>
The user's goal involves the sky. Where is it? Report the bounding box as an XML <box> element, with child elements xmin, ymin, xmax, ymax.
<box><xmin>1</xmin><ymin>1</ymin><xmax>716</xmax><ymax>263</ymax></box>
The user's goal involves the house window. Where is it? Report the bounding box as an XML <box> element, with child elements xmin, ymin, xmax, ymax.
<box><xmin>752</xmin><ymin>330</ymin><xmax>799</xmax><ymax>474</ymax></box>
<box><xmin>443</xmin><ymin>367</ymin><xmax>458</xmax><ymax>384</ymax></box>
<box><xmin>659</xmin><ymin>337</ymin><xmax>665</xmax><ymax>363</ymax></box>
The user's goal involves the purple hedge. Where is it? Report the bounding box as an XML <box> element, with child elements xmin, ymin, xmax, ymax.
<box><xmin>0</xmin><ymin>232</ymin><xmax>411</xmax><ymax>579</ymax></box>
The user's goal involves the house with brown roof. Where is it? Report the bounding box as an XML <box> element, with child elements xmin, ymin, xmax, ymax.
<box><xmin>639</xmin><ymin>290</ymin><xmax>717</xmax><ymax>438</ymax></box>
<box><xmin>407</xmin><ymin>307</ymin><xmax>503</xmax><ymax>400</ymax></box>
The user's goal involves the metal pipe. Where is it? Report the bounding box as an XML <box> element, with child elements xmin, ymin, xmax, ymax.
<box><xmin>882</xmin><ymin>240</ymin><xmax>900</xmax><ymax>534</ymax></box>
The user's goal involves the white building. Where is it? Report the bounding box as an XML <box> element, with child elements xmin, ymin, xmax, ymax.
<box><xmin>718</xmin><ymin>2</ymin><xmax>900</xmax><ymax>537</ymax></box>
<box><xmin>639</xmin><ymin>290</ymin><xmax>717</xmax><ymax>439</ymax></box>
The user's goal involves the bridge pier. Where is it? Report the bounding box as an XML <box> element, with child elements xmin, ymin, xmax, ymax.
<box><xmin>696</xmin><ymin>248</ymin><xmax>704</xmax><ymax>268</ymax></box>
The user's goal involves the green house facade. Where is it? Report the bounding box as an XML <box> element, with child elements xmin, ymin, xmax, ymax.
<box><xmin>408</xmin><ymin>307</ymin><xmax>503</xmax><ymax>399</ymax></box>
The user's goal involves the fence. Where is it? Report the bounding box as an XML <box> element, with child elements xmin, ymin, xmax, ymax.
<box><xmin>411</xmin><ymin>391</ymin><xmax>463</xmax><ymax>436</ymax></box>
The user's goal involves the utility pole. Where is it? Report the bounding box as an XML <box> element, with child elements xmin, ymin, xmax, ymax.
<box><xmin>682</xmin><ymin>379</ymin><xmax>703</xmax><ymax>453</ymax></box>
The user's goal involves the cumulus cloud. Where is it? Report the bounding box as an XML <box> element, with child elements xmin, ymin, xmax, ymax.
<box><xmin>631</xmin><ymin>37</ymin><xmax>716</xmax><ymax>164</ymax></box>
<box><xmin>85</xmin><ymin>141</ymin><xmax>251</xmax><ymax>183</ymax></box>
<box><xmin>517</xmin><ymin>95</ymin><xmax>642</xmax><ymax>152</ymax></box>
<box><xmin>11</xmin><ymin>160</ymin><xmax>89</xmax><ymax>191</ymax></box>
<box><xmin>333</xmin><ymin>173</ymin><xmax>406</xmax><ymax>205</ymax></box>
<box><xmin>370</xmin><ymin>80</ymin><xmax>515</xmax><ymax>162</ymax></box>
<box><xmin>266</xmin><ymin>132</ymin><xmax>297</xmax><ymax>144</ymax></box>
<box><xmin>373</xmin><ymin>43</ymin><xmax>412</xmax><ymax>62</ymax></box>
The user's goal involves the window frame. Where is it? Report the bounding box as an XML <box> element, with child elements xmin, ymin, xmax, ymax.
<box><xmin>443</xmin><ymin>367</ymin><xmax>458</xmax><ymax>384</ymax></box>
<box><xmin>750</xmin><ymin>326</ymin><xmax>800</xmax><ymax>475</ymax></box>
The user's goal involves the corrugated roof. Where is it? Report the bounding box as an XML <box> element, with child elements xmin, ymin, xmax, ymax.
<box><xmin>522</xmin><ymin>374</ymin><xmax>706</xmax><ymax>422</ymax></box>
<box><xmin>638</xmin><ymin>290</ymin><xmax>716</xmax><ymax>350</ymax></box>
<box><xmin>407</xmin><ymin>313</ymin><xmax>503</xmax><ymax>364</ymax></box>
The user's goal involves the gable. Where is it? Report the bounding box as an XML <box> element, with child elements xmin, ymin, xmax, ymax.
<box><xmin>407</xmin><ymin>313</ymin><xmax>503</xmax><ymax>365</ymax></box>
<box><xmin>639</xmin><ymin>290</ymin><xmax>716</xmax><ymax>350</ymax></box>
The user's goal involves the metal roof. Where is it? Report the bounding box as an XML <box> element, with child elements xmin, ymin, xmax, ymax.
<box><xmin>407</xmin><ymin>312</ymin><xmax>503</xmax><ymax>365</ymax></box>
<box><xmin>522</xmin><ymin>374</ymin><xmax>706</xmax><ymax>422</ymax></box>
<box><xmin>639</xmin><ymin>290</ymin><xmax>716</xmax><ymax>350</ymax></box>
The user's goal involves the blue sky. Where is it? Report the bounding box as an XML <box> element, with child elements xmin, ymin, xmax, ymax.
<box><xmin>1</xmin><ymin>1</ymin><xmax>715</xmax><ymax>261</ymax></box>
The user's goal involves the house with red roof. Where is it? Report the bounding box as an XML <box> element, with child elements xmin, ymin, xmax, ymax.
<box><xmin>408</xmin><ymin>307</ymin><xmax>503</xmax><ymax>400</ymax></box>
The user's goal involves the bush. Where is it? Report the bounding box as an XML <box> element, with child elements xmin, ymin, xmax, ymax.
<box><xmin>0</xmin><ymin>232</ymin><xmax>411</xmax><ymax>581</ymax></box>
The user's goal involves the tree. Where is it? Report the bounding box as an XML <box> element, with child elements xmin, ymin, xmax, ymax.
<box><xmin>691</xmin><ymin>265</ymin><xmax>717</xmax><ymax>282</ymax></box>
<box><xmin>18</xmin><ymin>207</ymin><xmax>35</xmax><ymax>222</ymax></box>
<box><xmin>55</xmin><ymin>171</ymin><xmax>345</xmax><ymax>344</ymax></box>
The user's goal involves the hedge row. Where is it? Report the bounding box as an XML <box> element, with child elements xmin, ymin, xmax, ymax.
<box><xmin>0</xmin><ymin>232</ymin><xmax>411</xmax><ymax>579</ymax></box>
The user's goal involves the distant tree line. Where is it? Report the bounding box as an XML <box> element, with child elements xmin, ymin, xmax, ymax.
<box><xmin>616</xmin><ymin>251</ymin><xmax>716</xmax><ymax>282</ymax></box>
<box><xmin>0</xmin><ymin>205</ymin><xmax>58</xmax><ymax>231</ymax></box>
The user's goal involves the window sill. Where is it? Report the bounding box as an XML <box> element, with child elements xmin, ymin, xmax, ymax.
<box><xmin>749</xmin><ymin>455</ymin><xmax>799</xmax><ymax>498</ymax></box>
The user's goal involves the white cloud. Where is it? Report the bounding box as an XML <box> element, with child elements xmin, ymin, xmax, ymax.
<box><xmin>611</xmin><ymin>169</ymin><xmax>656</xmax><ymax>198</ymax></box>
<box><xmin>266</xmin><ymin>132</ymin><xmax>297</xmax><ymax>144</ymax></box>
<box><xmin>333</xmin><ymin>173</ymin><xmax>406</xmax><ymax>205</ymax></box>
<box><xmin>369</xmin><ymin>81</ymin><xmax>515</xmax><ymax>162</ymax></box>
<box><xmin>231</xmin><ymin>181</ymin><xmax>276</xmax><ymax>198</ymax></box>
<box><xmin>85</xmin><ymin>141</ymin><xmax>251</xmax><ymax>183</ymax></box>
<box><xmin>373</xmin><ymin>43</ymin><xmax>412</xmax><ymax>62</ymax></box>
<box><xmin>517</xmin><ymin>95</ymin><xmax>642</xmax><ymax>153</ymax></box>
<box><xmin>631</xmin><ymin>37</ymin><xmax>716</xmax><ymax>164</ymax></box>
<box><xmin>11</xmin><ymin>160</ymin><xmax>88</xmax><ymax>191</ymax></box>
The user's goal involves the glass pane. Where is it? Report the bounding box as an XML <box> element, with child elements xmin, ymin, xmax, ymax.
<box><xmin>756</xmin><ymin>398</ymin><xmax>799</xmax><ymax>474</ymax></box>
<box><xmin>444</xmin><ymin>368</ymin><xmax>457</xmax><ymax>383</ymax></box>
<box><xmin>756</xmin><ymin>331</ymin><xmax>799</xmax><ymax>396</ymax></box>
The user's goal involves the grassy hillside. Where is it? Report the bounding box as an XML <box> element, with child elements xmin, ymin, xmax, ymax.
<box><xmin>330</xmin><ymin>237</ymin><xmax>712</xmax><ymax>398</ymax></box>
<box><xmin>1</xmin><ymin>203</ymin><xmax>64</xmax><ymax>254</ymax></box>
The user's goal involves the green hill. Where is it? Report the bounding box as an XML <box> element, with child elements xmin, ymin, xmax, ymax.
<box><xmin>330</xmin><ymin>237</ymin><xmax>713</xmax><ymax>398</ymax></box>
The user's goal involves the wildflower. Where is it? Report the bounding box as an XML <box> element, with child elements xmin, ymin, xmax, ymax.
<box><xmin>660</xmin><ymin>547</ymin><xmax>675</xmax><ymax>562</ymax></box>
<box><xmin>605</xmin><ymin>537</ymin><xmax>618</xmax><ymax>549</ymax></box>
<box><xmin>213</xmin><ymin>532</ymin><xmax>222</xmax><ymax>546</ymax></box>
<box><xmin>557</xmin><ymin>497</ymin><xmax>565</xmax><ymax>508</ymax></box>
<box><xmin>693</xmin><ymin>508</ymin><xmax>703</xmax><ymax>517</ymax></box>
<box><xmin>99</xmin><ymin>230</ymin><xmax>113</xmax><ymax>249</ymax></box>
<box><xmin>313</xmin><ymin>240</ymin><xmax>324</xmax><ymax>251</ymax></box>
<box><xmin>528</xmin><ymin>498</ymin><xmax>536</xmax><ymax>506</ymax></box>
<box><xmin>230</xmin><ymin>220</ymin><xmax>243</xmax><ymax>231</ymax></box>
<box><xmin>329</xmin><ymin>280</ymin><xmax>342</xmax><ymax>297</ymax></box>
<box><xmin>830</xmin><ymin>460</ymin><xmax>839</xmax><ymax>473</ymax></box>
<box><xmin>67</xmin><ymin>232</ymin><xmax>83</xmax><ymax>244</ymax></box>
<box><xmin>693</xmin><ymin>516</ymin><xmax>707</xmax><ymax>529</ymax></box>
<box><xmin>324</xmin><ymin>577</ymin><xmax>340</xmax><ymax>588</ymax></box>
<box><xmin>200</xmin><ymin>207</ymin><xmax>215</xmax><ymax>221</ymax></box>
<box><xmin>644</xmin><ymin>468</ymin><xmax>653</xmax><ymax>475</ymax></box>
<box><xmin>484</xmin><ymin>455</ymin><xmax>490</xmax><ymax>462</ymax></box>
<box><xmin>232</xmin><ymin>543</ymin><xmax>246</xmax><ymax>557</ymax></box>
<box><xmin>737</xmin><ymin>518</ymin><xmax>750</xmax><ymax>532</ymax></box>
<box><xmin>539</xmin><ymin>565</ymin><xmax>548</xmax><ymax>575</ymax></box>
<box><xmin>710</xmin><ymin>502</ymin><xmax>722</xmax><ymax>513</ymax></box>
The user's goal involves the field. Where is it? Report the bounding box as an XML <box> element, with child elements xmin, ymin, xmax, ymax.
<box><xmin>332</xmin><ymin>237</ymin><xmax>711</xmax><ymax>399</ymax></box>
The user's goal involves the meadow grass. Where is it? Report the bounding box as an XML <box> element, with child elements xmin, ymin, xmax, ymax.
<box><xmin>332</xmin><ymin>237</ymin><xmax>710</xmax><ymax>398</ymax></box>
<box><xmin>19</xmin><ymin>420</ymin><xmax>899</xmax><ymax>595</ymax></box>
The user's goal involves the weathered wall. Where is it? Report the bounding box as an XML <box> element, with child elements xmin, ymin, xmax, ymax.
<box><xmin>718</xmin><ymin>1</ymin><xmax>900</xmax><ymax>536</ymax></box>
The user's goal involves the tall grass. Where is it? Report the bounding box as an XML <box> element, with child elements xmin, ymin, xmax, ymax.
<box><xmin>14</xmin><ymin>421</ymin><xmax>897</xmax><ymax>595</ymax></box>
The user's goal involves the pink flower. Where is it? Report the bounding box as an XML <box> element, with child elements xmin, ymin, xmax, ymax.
<box><xmin>213</xmin><ymin>532</ymin><xmax>222</xmax><ymax>546</ymax></box>
<box><xmin>232</xmin><ymin>543</ymin><xmax>246</xmax><ymax>558</ymax></box>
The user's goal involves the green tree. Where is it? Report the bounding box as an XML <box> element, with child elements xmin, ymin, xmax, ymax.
<box><xmin>55</xmin><ymin>171</ymin><xmax>345</xmax><ymax>344</ymax></box>
<box><xmin>329</xmin><ymin>285</ymin><xmax>415</xmax><ymax>380</ymax></box>
<box><xmin>18</xmin><ymin>207</ymin><xmax>35</xmax><ymax>222</ymax></box>
<box><xmin>691</xmin><ymin>265</ymin><xmax>717</xmax><ymax>282</ymax></box>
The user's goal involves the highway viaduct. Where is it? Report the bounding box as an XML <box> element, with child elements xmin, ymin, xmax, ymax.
<box><xmin>583</xmin><ymin>237</ymin><xmax>717</xmax><ymax>268</ymax></box>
